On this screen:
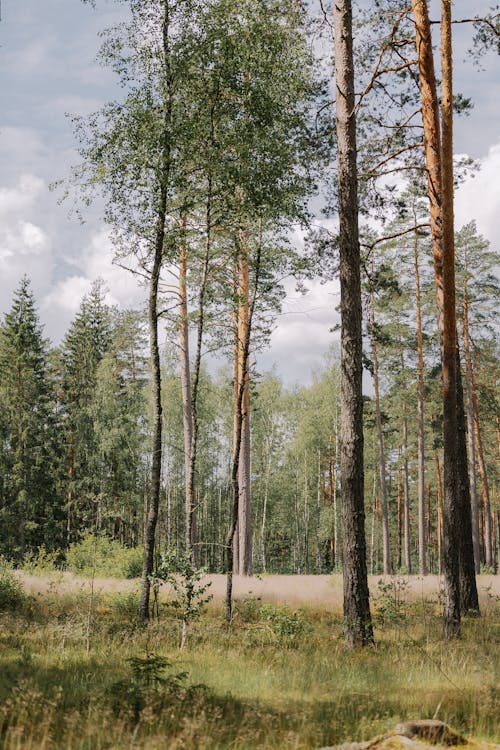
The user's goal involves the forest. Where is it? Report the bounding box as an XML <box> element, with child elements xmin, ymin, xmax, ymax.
<box><xmin>0</xmin><ymin>0</ymin><xmax>499</xmax><ymax>748</ymax></box>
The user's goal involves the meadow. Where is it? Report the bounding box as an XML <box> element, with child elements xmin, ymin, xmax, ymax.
<box><xmin>0</xmin><ymin>568</ymin><xmax>498</xmax><ymax>750</ymax></box>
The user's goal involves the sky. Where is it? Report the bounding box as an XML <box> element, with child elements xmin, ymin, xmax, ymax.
<box><xmin>0</xmin><ymin>0</ymin><xmax>499</xmax><ymax>384</ymax></box>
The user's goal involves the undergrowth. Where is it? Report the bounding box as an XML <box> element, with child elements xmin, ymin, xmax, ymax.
<box><xmin>0</xmin><ymin>576</ymin><xmax>498</xmax><ymax>749</ymax></box>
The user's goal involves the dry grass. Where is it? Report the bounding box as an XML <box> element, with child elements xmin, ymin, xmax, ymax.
<box><xmin>17</xmin><ymin>571</ymin><xmax>500</xmax><ymax>610</ymax></box>
<box><xmin>1</xmin><ymin>572</ymin><xmax>498</xmax><ymax>749</ymax></box>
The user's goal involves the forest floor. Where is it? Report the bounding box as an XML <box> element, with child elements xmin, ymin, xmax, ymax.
<box><xmin>0</xmin><ymin>571</ymin><xmax>499</xmax><ymax>749</ymax></box>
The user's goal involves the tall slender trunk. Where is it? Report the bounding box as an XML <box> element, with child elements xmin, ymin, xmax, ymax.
<box><xmin>334</xmin><ymin>0</ymin><xmax>373</xmax><ymax>647</ymax></box>
<box><xmin>397</xmin><ymin>459</ymin><xmax>403</xmax><ymax>571</ymax></box>
<box><xmin>260</xmin><ymin>431</ymin><xmax>273</xmax><ymax>573</ymax></box>
<box><xmin>225</xmin><ymin>237</ymin><xmax>262</xmax><ymax>622</ymax></box>
<box><xmin>237</xmin><ymin>237</ymin><xmax>252</xmax><ymax>576</ymax></box>
<box><xmin>456</xmin><ymin>345</ymin><xmax>480</xmax><ymax>612</ymax></box>
<box><xmin>413</xmin><ymin>225</ymin><xmax>427</xmax><ymax>575</ymax></box>
<box><xmin>138</xmin><ymin>0</ymin><xmax>171</xmax><ymax>625</ymax></box>
<box><xmin>462</xmin><ymin>289</ymin><xmax>480</xmax><ymax>573</ymax></box>
<box><xmin>472</xmin><ymin>379</ymin><xmax>493</xmax><ymax>568</ymax></box>
<box><xmin>370</xmin><ymin>290</ymin><xmax>391</xmax><ymax>574</ymax></box>
<box><xmin>435</xmin><ymin>451</ymin><xmax>443</xmax><ymax>575</ymax></box>
<box><xmin>402</xmin><ymin>416</ymin><xmax>411</xmax><ymax>573</ymax></box>
<box><xmin>139</xmin><ymin>228</ymin><xmax>165</xmax><ymax>624</ymax></box>
<box><xmin>411</xmin><ymin>0</ymin><xmax>460</xmax><ymax>637</ymax></box>
<box><xmin>440</xmin><ymin>1</ymin><xmax>479</xmax><ymax>614</ymax></box>
<box><xmin>179</xmin><ymin>215</ymin><xmax>195</xmax><ymax>560</ymax></box>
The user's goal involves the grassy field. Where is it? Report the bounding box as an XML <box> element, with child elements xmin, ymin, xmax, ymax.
<box><xmin>0</xmin><ymin>571</ymin><xmax>499</xmax><ymax>749</ymax></box>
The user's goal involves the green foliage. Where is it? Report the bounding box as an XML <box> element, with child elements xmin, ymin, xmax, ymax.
<box><xmin>154</xmin><ymin>549</ymin><xmax>212</xmax><ymax>646</ymax></box>
<box><xmin>0</xmin><ymin>563</ymin><xmax>26</xmax><ymax>612</ymax></box>
<box><xmin>259</xmin><ymin>604</ymin><xmax>311</xmax><ymax>645</ymax></box>
<box><xmin>373</xmin><ymin>577</ymin><xmax>410</xmax><ymax>628</ymax></box>
<box><xmin>65</xmin><ymin>533</ymin><xmax>143</xmax><ymax>579</ymax></box>
<box><xmin>22</xmin><ymin>546</ymin><xmax>61</xmax><ymax>574</ymax></box>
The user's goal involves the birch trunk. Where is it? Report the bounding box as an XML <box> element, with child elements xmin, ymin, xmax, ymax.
<box><xmin>237</xmin><ymin>238</ymin><xmax>252</xmax><ymax>576</ymax></box>
<box><xmin>138</xmin><ymin>0</ymin><xmax>171</xmax><ymax>625</ymax></box>
<box><xmin>179</xmin><ymin>215</ymin><xmax>195</xmax><ymax>560</ymax></box>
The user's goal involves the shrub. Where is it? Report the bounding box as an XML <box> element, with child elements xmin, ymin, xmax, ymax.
<box><xmin>0</xmin><ymin>561</ymin><xmax>26</xmax><ymax>612</ymax></box>
<box><xmin>65</xmin><ymin>533</ymin><xmax>143</xmax><ymax>579</ymax></box>
<box><xmin>23</xmin><ymin>545</ymin><xmax>61</xmax><ymax>574</ymax></box>
<box><xmin>259</xmin><ymin>603</ymin><xmax>310</xmax><ymax>645</ymax></box>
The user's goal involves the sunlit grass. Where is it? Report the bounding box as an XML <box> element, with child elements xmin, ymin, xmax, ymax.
<box><xmin>0</xmin><ymin>576</ymin><xmax>498</xmax><ymax>749</ymax></box>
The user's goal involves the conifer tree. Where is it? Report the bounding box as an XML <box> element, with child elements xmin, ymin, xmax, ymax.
<box><xmin>0</xmin><ymin>277</ymin><xmax>60</xmax><ymax>558</ymax></box>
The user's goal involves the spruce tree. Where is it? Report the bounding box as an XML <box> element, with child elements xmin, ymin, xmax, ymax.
<box><xmin>0</xmin><ymin>277</ymin><xmax>60</xmax><ymax>558</ymax></box>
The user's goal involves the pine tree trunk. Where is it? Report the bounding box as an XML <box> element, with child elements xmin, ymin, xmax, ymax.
<box><xmin>462</xmin><ymin>291</ymin><xmax>480</xmax><ymax>573</ymax></box>
<box><xmin>333</xmin><ymin>0</ymin><xmax>373</xmax><ymax>647</ymax></box>
<box><xmin>435</xmin><ymin>451</ymin><xmax>443</xmax><ymax>576</ymax></box>
<box><xmin>413</xmin><ymin>227</ymin><xmax>427</xmax><ymax>575</ymax></box>
<box><xmin>411</xmin><ymin>0</ymin><xmax>460</xmax><ymax>637</ymax></box>
<box><xmin>402</xmin><ymin>416</ymin><xmax>412</xmax><ymax>573</ymax></box>
<box><xmin>370</xmin><ymin>291</ymin><xmax>391</xmax><ymax>574</ymax></box>
<box><xmin>456</xmin><ymin>345</ymin><xmax>480</xmax><ymax>613</ymax></box>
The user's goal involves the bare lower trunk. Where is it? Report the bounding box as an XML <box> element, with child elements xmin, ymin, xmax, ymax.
<box><xmin>370</xmin><ymin>291</ymin><xmax>391</xmax><ymax>575</ymax></box>
<box><xmin>435</xmin><ymin>451</ymin><xmax>443</xmax><ymax>576</ymax></box>
<box><xmin>334</xmin><ymin>0</ymin><xmax>373</xmax><ymax>647</ymax></box>
<box><xmin>179</xmin><ymin>215</ymin><xmax>196</xmax><ymax>561</ymax></box>
<box><xmin>471</xmin><ymin>376</ymin><xmax>493</xmax><ymax>568</ymax></box>
<box><xmin>414</xmin><ymin>227</ymin><xmax>427</xmax><ymax>575</ymax></box>
<box><xmin>139</xmin><ymin>237</ymin><xmax>164</xmax><ymax>624</ymax></box>
<box><xmin>456</xmin><ymin>345</ymin><xmax>480</xmax><ymax>614</ymax></box>
<box><xmin>237</xmin><ymin>241</ymin><xmax>252</xmax><ymax>576</ymax></box>
<box><xmin>225</xmin><ymin>237</ymin><xmax>262</xmax><ymax>621</ymax></box>
<box><xmin>402</xmin><ymin>417</ymin><xmax>411</xmax><ymax>572</ymax></box>
<box><xmin>463</xmin><ymin>292</ymin><xmax>480</xmax><ymax>573</ymax></box>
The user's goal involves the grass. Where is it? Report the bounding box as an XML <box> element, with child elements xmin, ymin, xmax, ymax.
<box><xmin>0</xmin><ymin>573</ymin><xmax>498</xmax><ymax>750</ymax></box>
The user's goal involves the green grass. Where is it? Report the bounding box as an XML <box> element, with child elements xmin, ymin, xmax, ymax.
<box><xmin>0</xmin><ymin>578</ymin><xmax>498</xmax><ymax>749</ymax></box>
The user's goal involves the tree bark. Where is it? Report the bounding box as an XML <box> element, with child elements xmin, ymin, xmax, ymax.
<box><xmin>462</xmin><ymin>288</ymin><xmax>480</xmax><ymax>573</ymax></box>
<box><xmin>370</xmin><ymin>290</ymin><xmax>391</xmax><ymax>574</ymax></box>
<box><xmin>237</xmin><ymin>237</ymin><xmax>252</xmax><ymax>576</ymax></box>
<box><xmin>333</xmin><ymin>0</ymin><xmax>373</xmax><ymax>647</ymax></box>
<box><xmin>413</xmin><ymin>226</ymin><xmax>427</xmax><ymax>575</ymax></box>
<box><xmin>402</xmin><ymin>416</ymin><xmax>412</xmax><ymax>573</ymax></box>
<box><xmin>472</xmin><ymin>381</ymin><xmax>493</xmax><ymax>568</ymax></box>
<box><xmin>178</xmin><ymin>215</ymin><xmax>196</xmax><ymax>561</ymax></box>
<box><xmin>138</xmin><ymin>0</ymin><xmax>171</xmax><ymax>625</ymax></box>
<box><xmin>441</xmin><ymin>0</ymin><xmax>479</xmax><ymax>616</ymax></box>
<box><xmin>411</xmin><ymin>0</ymin><xmax>460</xmax><ymax>637</ymax></box>
<box><xmin>225</xmin><ymin>238</ymin><xmax>262</xmax><ymax>621</ymax></box>
<box><xmin>456</xmin><ymin>345</ymin><xmax>480</xmax><ymax>613</ymax></box>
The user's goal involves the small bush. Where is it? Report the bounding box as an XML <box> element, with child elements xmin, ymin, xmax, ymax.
<box><xmin>66</xmin><ymin>533</ymin><xmax>143</xmax><ymax>579</ymax></box>
<box><xmin>259</xmin><ymin>603</ymin><xmax>311</xmax><ymax>644</ymax></box>
<box><xmin>23</xmin><ymin>545</ymin><xmax>61</xmax><ymax>574</ymax></box>
<box><xmin>373</xmin><ymin>577</ymin><xmax>410</xmax><ymax>627</ymax></box>
<box><xmin>0</xmin><ymin>564</ymin><xmax>26</xmax><ymax>612</ymax></box>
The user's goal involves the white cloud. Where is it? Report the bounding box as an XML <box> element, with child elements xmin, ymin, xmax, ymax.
<box><xmin>455</xmin><ymin>140</ymin><xmax>500</xmax><ymax>245</ymax></box>
<box><xmin>0</xmin><ymin>175</ymin><xmax>54</xmax><ymax>307</ymax></box>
